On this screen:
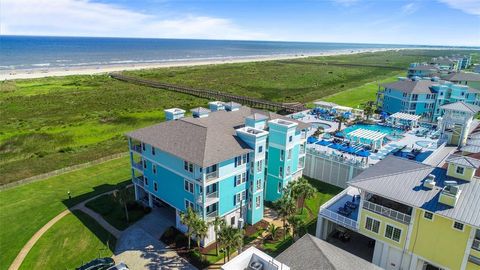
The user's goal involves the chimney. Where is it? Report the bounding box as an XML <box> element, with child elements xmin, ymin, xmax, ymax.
<box><xmin>164</xmin><ymin>108</ymin><xmax>185</xmax><ymax>121</ymax></box>
<box><xmin>190</xmin><ymin>107</ymin><xmax>210</xmax><ymax>118</ymax></box>
<box><xmin>225</xmin><ymin>101</ymin><xmax>241</xmax><ymax>112</ymax></box>
<box><xmin>208</xmin><ymin>101</ymin><xmax>225</xmax><ymax>112</ymax></box>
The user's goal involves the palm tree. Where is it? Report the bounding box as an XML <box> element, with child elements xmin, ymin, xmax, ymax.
<box><xmin>179</xmin><ymin>206</ymin><xmax>198</xmax><ymax>250</ymax></box>
<box><xmin>113</xmin><ymin>185</ymin><xmax>130</xmax><ymax>223</ymax></box>
<box><xmin>218</xmin><ymin>225</ymin><xmax>243</xmax><ymax>261</ymax></box>
<box><xmin>290</xmin><ymin>178</ymin><xmax>317</xmax><ymax>214</ymax></box>
<box><xmin>313</xmin><ymin>127</ymin><xmax>324</xmax><ymax>138</ymax></box>
<box><xmin>275</xmin><ymin>196</ymin><xmax>296</xmax><ymax>239</ymax></box>
<box><xmin>210</xmin><ymin>216</ymin><xmax>226</xmax><ymax>256</ymax></box>
<box><xmin>363</xmin><ymin>101</ymin><xmax>375</xmax><ymax>120</ymax></box>
<box><xmin>287</xmin><ymin>215</ymin><xmax>305</xmax><ymax>241</ymax></box>
<box><xmin>265</xmin><ymin>223</ymin><xmax>279</xmax><ymax>241</ymax></box>
<box><xmin>336</xmin><ymin>114</ymin><xmax>346</xmax><ymax>131</ymax></box>
<box><xmin>193</xmin><ymin>218</ymin><xmax>209</xmax><ymax>257</ymax></box>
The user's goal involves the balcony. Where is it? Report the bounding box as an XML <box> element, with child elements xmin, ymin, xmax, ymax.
<box><xmin>473</xmin><ymin>238</ymin><xmax>480</xmax><ymax>251</ymax></box>
<box><xmin>206</xmin><ymin>210</ymin><xmax>218</xmax><ymax>220</ymax></box>
<box><xmin>197</xmin><ymin>191</ymin><xmax>219</xmax><ymax>206</ymax></box>
<box><xmin>362</xmin><ymin>201</ymin><xmax>411</xmax><ymax>224</ymax></box>
<box><xmin>132</xmin><ymin>176</ymin><xmax>144</xmax><ymax>187</ymax></box>
<box><xmin>206</xmin><ymin>171</ymin><xmax>219</xmax><ymax>183</ymax></box>
<box><xmin>132</xmin><ymin>161</ymin><xmax>143</xmax><ymax>171</ymax></box>
<box><xmin>319</xmin><ymin>187</ymin><xmax>360</xmax><ymax>231</ymax></box>
<box><xmin>131</xmin><ymin>144</ymin><xmax>142</xmax><ymax>153</ymax></box>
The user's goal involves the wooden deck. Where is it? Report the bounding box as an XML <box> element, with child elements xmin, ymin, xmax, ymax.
<box><xmin>110</xmin><ymin>73</ymin><xmax>306</xmax><ymax>114</ymax></box>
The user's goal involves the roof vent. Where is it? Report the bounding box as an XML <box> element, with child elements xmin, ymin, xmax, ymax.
<box><xmin>412</xmin><ymin>76</ymin><xmax>421</xmax><ymax>81</ymax></box>
<box><xmin>431</xmin><ymin>76</ymin><xmax>439</xmax><ymax>82</ymax></box>
<box><xmin>225</xmin><ymin>101</ymin><xmax>241</xmax><ymax>111</ymax></box>
<box><xmin>208</xmin><ymin>101</ymin><xmax>225</xmax><ymax>112</ymax></box>
<box><xmin>248</xmin><ymin>260</ymin><xmax>263</xmax><ymax>270</ymax></box>
<box><xmin>190</xmin><ymin>107</ymin><xmax>210</xmax><ymax>118</ymax></box>
<box><xmin>439</xmin><ymin>181</ymin><xmax>461</xmax><ymax>207</ymax></box>
<box><xmin>424</xmin><ymin>174</ymin><xmax>436</xmax><ymax>189</ymax></box>
<box><xmin>164</xmin><ymin>108</ymin><xmax>186</xmax><ymax>121</ymax></box>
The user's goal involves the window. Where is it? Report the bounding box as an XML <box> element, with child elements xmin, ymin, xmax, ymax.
<box><xmin>258</xmin><ymin>146</ymin><xmax>263</xmax><ymax>153</ymax></box>
<box><xmin>257</xmin><ymin>179</ymin><xmax>262</xmax><ymax>190</ymax></box>
<box><xmin>231</xmin><ymin>216</ymin><xmax>235</xmax><ymax>226</ymax></box>
<box><xmin>257</xmin><ymin>160</ymin><xmax>263</xmax><ymax>172</ymax></box>
<box><xmin>144</xmin><ymin>177</ymin><xmax>149</xmax><ymax>186</ymax></box>
<box><xmin>453</xmin><ymin>221</ymin><xmax>464</xmax><ymax>231</ymax></box>
<box><xmin>154</xmin><ymin>182</ymin><xmax>158</xmax><ymax>192</ymax></box>
<box><xmin>152</xmin><ymin>147</ymin><xmax>156</xmax><ymax>155</ymax></box>
<box><xmin>288</xmin><ymin>149</ymin><xmax>292</xmax><ymax>160</ymax></box>
<box><xmin>277</xmin><ymin>182</ymin><xmax>282</xmax><ymax>193</ymax></box>
<box><xmin>143</xmin><ymin>160</ymin><xmax>147</xmax><ymax>169</ymax></box>
<box><xmin>184</xmin><ymin>180</ymin><xmax>194</xmax><ymax>194</ymax></box>
<box><xmin>280</xmin><ymin>150</ymin><xmax>284</xmax><ymax>161</ymax></box>
<box><xmin>286</xmin><ymin>166</ymin><xmax>291</xmax><ymax>176</ymax></box>
<box><xmin>279</xmin><ymin>166</ymin><xmax>283</xmax><ymax>177</ymax></box>
<box><xmin>256</xmin><ymin>196</ymin><xmax>261</xmax><ymax>208</ymax></box>
<box><xmin>235</xmin><ymin>172</ymin><xmax>247</xmax><ymax>186</ymax></box>
<box><xmin>289</xmin><ymin>136</ymin><xmax>293</xmax><ymax>142</ymax></box>
<box><xmin>142</xmin><ymin>143</ymin><xmax>145</xmax><ymax>151</ymax></box>
<box><xmin>235</xmin><ymin>154</ymin><xmax>248</xmax><ymax>167</ymax></box>
<box><xmin>184</xmin><ymin>199</ymin><xmax>194</xmax><ymax>210</ymax></box>
<box><xmin>365</xmin><ymin>217</ymin><xmax>380</xmax><ymax>233</ymax></box>
<box><xmin>234</xmin><ymin>191</ymin><xmax>246</xmax><ymax>205</ymax></box>
<box><xmin>153</xmin><ymin>165</ymin><xmax>157</xmax><ymax>174</ymax></box>
<box><xmin>385</xmin><ymin>225</ymin><xmax>402</xmax><ymax>242</ymax></box>
<box><xmin>184</xmin><ymin>161</ymin><xmax>193</xmax><ymax>173</ymax></box>
<box><xmin>424</xmin><ymin>211</ymin><xmax>433</xmax><ymax>220</ymax></box>
<box><xmin>456</xmin><ymin>166</ymin><xmax>465</xmax><ymax>175</ymax></box>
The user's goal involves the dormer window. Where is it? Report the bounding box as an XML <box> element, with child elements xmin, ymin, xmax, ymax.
<box><xmin>456</xmin><ymin>166</ymin><xmax>465</xmax><ymax>175</ymax></box>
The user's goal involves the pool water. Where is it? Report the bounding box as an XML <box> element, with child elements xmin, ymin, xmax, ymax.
<box><xmin>311</xmin><ymin>122</ymin><xmax>332</xmax><ymax>130</ymax></box>
<box><xmin>416</xmin><ymin>140</ymin><xmax>436</xmax><ymax>149</ymax></box>
<box><xmin>343</xmin><ymin>124</ymin><xmax>403</xmax><ymax>136</ymax></box>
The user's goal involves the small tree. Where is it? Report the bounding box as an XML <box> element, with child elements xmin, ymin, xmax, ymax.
<box><xmin>210</xmin><ymin>216</ymin><xmax>226</xmax><ymax>256</ymax></box>
<box><xmin>265</xmin><ymin>223</ymin><xmax>279</xmax><ymax>241</ymax></box>
<box><xmin>363</xmin><ymin>101</ymin><xmax>376</xmax><ymax>120</ymax></box>
<box><xmin>113</xmin><ymin>185</ymin><xmax>130</xmax><ymax>223</ymax></box>
<box><xmin>179</xmin><ymin>207</ymin><xmax>198</xmax><ymax>250</ymax></box>
<box><xmin>313</xmin><ymin>127</ymin><xmax>324</xmax><ymax>138</ymax></box>
<box><xmin>193</xmin><ymin>218</ymin><xmax>209</xmax><ymax>258</ymax></box>
<box><xmin>336</xmin><ymin>114</ymin><xmax>346</xmax><ymax>131</ymax></box>
<box><xmin>290</xmin><ymin>178</ymin><xmax>317</xmax><ymax>214</ymax></box>
<box><xmin>218</xmin><ymin>225</ymin><xmax>243</xmax><ymax>261</ymax></box>
<box><xmin>287</xmin><ymin>215</ymin><xmax>305</xmax><ymax>241</ymax></box>
<box><xmin>275</xmin><ymin>196</ymin><xmax>296</xmax><ymax>239</ymax></box>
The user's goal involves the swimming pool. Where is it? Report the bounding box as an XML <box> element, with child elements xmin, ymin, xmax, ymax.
<box><xmin>311</xmin><ymin>122</ymin><xmax>332</xmax><ymax>130</ymax></box>
<box><xmin>416</xmin><ymin>140</ymin><xmax>436</xmax><ymax>149</ymax></box>
<box><xmin>343</xmin><ymin>124</ymin><xmax>403</xmax><ymax>136</ymax></box>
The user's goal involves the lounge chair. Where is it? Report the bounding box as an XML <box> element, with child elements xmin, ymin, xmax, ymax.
<box><xmin>338</xmin><ymin>207</ymin><xmax>352</xmax><ymax>216</ymax></box>
<box><xmin>345</xmin><ymin>201</ymin><xmax>358</xmax><ymax>210</ymax></box>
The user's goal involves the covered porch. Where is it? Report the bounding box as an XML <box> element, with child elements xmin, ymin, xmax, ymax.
<box><xmin>388</xmin><ymin>112</ymin><xmax>421</xmax><ymax>129</ymax></box>
<box><xmin>345</xmin><ymin>128</ymin><xmax>387</xmax><ymax>151</ymax></box>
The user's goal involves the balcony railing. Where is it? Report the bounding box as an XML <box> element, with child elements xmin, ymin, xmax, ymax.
<box><xmin>205</xmin><ymin>171</ymin><xmax>219</xmax><ymax>182</ymax></box>
<box><xmin>197</xmin><ymin>191</ymin><xmax>219</xmax><ymax>205</ymax></box>
<box><xmin>132</xmin><ymin>161</ymin><xmax>143</xmax><ymax>171</ymax></box>
<box><xmin>132</xmin><ymin>145</ymin><xmax>142</xmax><ymax>153</ymax></box>
<box><xmin>206</xmin><ymin>210</ymin><xmax>218</xmax><ymax>220</ymax></box>
<box><xmin>320</xmin><ymin>208</ymin><xmax>358</xmax><ymax>231</ymax></box>
<box><xmin>132</xmin><ymin>176</ymin><xmax>144</xmax><ymax>187</ymax></box>
<box><xmin>473</xmin><ymin>238</ymin><xmax>480</xmax><ymax>251</ymax></box>
<box><xmin>363</xmin><ymin>200</ymin><xmax>411</xmax><ymax>224</ymax></box>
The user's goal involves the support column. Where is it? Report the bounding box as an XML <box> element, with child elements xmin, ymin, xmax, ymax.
<box><xmin>134</xmin><ymin>184</ymin><xmax>139</xmax><ymax>201</ymax></box>
<box><xmin>148</xmin><ymin>192</ymin><xmax>153</xmax><ymax>208</ymax></box>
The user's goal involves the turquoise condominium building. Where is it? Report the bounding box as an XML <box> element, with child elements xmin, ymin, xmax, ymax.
<box><xmin>377</xmin><ymin>77</ymin><xmax>480</xmax><ymax>122</ymax></box>
<box><xmin>126</xmin><ymin>101</ymin><xmax>308</xmax><ymax>245</ymax></box>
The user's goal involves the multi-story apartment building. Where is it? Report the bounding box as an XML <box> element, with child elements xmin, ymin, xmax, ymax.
<box><xmin>126</xmin><ymin>102</ymin><xmax>308</xmax><ymax>245</ymax></box>
<box><xmin>377</xmin><ymin>77</ymin><xmax>480</xmax><ymax>122</ymax></box>
<box><xmin>444</xmin><ymin>72</ymin><xmax>480</xmax><ymax>91</ymax></box>
<box><xmin>316</xmin><ymin>152</ymin><xmax>480</xmax><ymax>270</ymax></box>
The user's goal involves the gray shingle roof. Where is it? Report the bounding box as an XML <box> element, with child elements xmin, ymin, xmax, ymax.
<box><xmin>127</xmin><ymin>106</ymin><xmax>309</xmax><ymax>167</ymax></box>
<box><xmin>444</xmin><ymin>72</ymin><xmax>480</xmax><ymax>82</ymax></box>
<box><xmin>349</xmin><ymin>155</ymin><xmax>480</xmax><ymax>227</ymax></box>
<box><xmin>440</xmin><ymin>101</ymin><xmax>480</xmax><ymax>114</ymax></box>
<box><xmin>409</xmin><ymin>65</ymin><xmax>438</xmax><ymax>71</ymax></box>
<box><xmin>275</xmin><ymin>234</ymin><xmax>381</xmax><ymax>270</ymax></box>
<box><xmin>381</xmin><ymin>80</ymin><xmax>436</xmax><ymax>94</ymax></box>
<box><xmin>190</xmin><ymin>107</ymin><xmax>211</xmax><ymax>114</ymax></box>
<box><xmin>445</xmin><ymin>154</ymin><xmax>480</xmax><ymax>168</ymax></box>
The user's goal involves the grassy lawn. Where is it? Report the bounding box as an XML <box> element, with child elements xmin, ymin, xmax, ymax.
<box><xmin>0</xmin><ymin>157</ymin><xmax>130</xmax><ymax>270</ymax></box>
<box><xmin>0</xmin><ymin>75</ymin><xmax>208</xmax><ymax>185</ymax></box>
<box><xmin>322</xmin><ymin>74</ymin><xmax>402</xmax><ymax>107</ymax></box>
<box><xmin>85</xmin><ymin>187</ymin><xmax>148</xmax><ymax>230</ymax></box>
<box><xmin>19</xmin><ymin>210</ymin><xmax>116</xmax><ymax>270</ymax></box>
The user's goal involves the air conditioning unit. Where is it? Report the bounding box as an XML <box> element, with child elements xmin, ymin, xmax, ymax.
<box><xmin>248</xmin><ymin>261</ymin><xmax>263</xmax><ymax>270</ymax></box>
<box><xmin>424</xmin><ymin>174</ymin><xmax>436</xmax><ymax>189</ymax></box>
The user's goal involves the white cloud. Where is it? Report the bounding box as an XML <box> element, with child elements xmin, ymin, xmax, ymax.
<box><xmin>0</xmin><ymin>0</ymin><xmax>269</xmax><ymax>40</ymax></box>
<box><xmin>438</xmin><ymin>0</ymin><xmax>480</xmax><ymax>16</ymax></box>
<box><xmin>401</xmin><ymin>3</ymin><xmax>419</xmax><ymax>15</ymax></box>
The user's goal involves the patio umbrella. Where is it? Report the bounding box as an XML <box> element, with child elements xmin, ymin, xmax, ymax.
<box><xmin>317</xmin><ymin>140</ymin><xmax>331</xmax><ymax>146</ymax></box>
<box><xmin>345</xmin><ymin>146</ymin><xmax>356</xmax><ymax>154</ymax></box>
<box><xmin>335</xmin><ymin>132</ymin><xmax>344</xmax><ymax>138</ymax></box>
<box><xmin>357</xmin><ymin>150</ymin><xmax>371</xmax><ymax>157</ymax></box>
<box><xmin>307</xmin><ymin>137</ymin><xmax>318</xmax><ymax>144</ymax></box>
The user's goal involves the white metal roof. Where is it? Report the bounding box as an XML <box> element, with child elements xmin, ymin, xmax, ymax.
<box><xmin>389</xmin><ymin>112</ymin><xmax>421</xmax><ymax>121</ymax></box>
<box><xmin>347</xmin><ymin>128</ymin><xmax>387</xmax><ymax>141</ymax></box>
<box><xmin>314</xmin><ymin>101</ymin><xmax>337</xmax><ymax>107</ymax></box>
<box><xmin>333</xmin><ymin>105</ymin><xmax>353</xmax><ymax>112</ymax></box>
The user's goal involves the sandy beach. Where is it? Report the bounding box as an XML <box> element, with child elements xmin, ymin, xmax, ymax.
<box><xmin>0</xmin><ymin>48</ymin><xmax>404</xmax><ymax>81</ymax></box>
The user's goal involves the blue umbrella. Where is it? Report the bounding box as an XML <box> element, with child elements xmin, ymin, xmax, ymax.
<box><xmin>357</xmin><ymin>150</ymin><xmax>371</xmax><ymax>157</ymax></box>
<box><xmin>345</xmin><ymin>146</ymin><xmax>356</xmax><ymax>154</ymax></box>
<box><xmin>307</xmin><ymin>137</ymin><xmax>318</xmax><ymax>144</ymax></box>
<box><xmin>316</xmin><ymin>140</ymin><xmax>331</xmax><ymax>146</ymax></box>
<box><xmin>335</xmin><ymin>132</ymin><xmax>344</xmax><ymax>138</ymax></box>
<box><xmin>329</xmin><ymin>143</ymin><xmax>340</xmax><ymax>150</ymax></box>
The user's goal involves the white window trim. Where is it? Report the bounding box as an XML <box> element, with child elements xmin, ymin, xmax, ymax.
<box><xmin>184</xmin><ymin>199</ymin><xmax>194</xmax><ymax>210</ymax></box>
<box><xmin>423</xmin><ymin>211</ymin><xmax>434</xmax><ymax>221</ymax></box>
<box><xmin>455</xmin><ymin>165</ymin><xmax>465</xmax><ymax>175</ymax></box>
<box><xmin>365</xmin><ymin>216</ymin><xmax>381</xmax><ymax>234</ymax></box>
<box><xmin>384</xmin><ymin>223</ymin><xmax>402</xmax><ymax>243</ymax></box>
<box><xmin>184</xmin><ymin>179</ymin><xmax>194</xmax><ymax>194</ymax></box>
<box><xmin>452</xmin><ymin>221</ymin><xmax>465</xmax><ymax>231</ymax></box>
<box><xmin>256</xmin><ymin>196</ymin><xmax>261</xmax><ymax>209</ymax></box>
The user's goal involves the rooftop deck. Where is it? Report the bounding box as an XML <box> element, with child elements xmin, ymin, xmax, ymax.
<box><xmin>319</xmin><ymin>187</ymin><xmax>361</xmax><ymax>231</ymax></box>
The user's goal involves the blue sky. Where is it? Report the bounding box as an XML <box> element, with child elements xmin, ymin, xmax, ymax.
<box><xmin>2</xmin><ymin>0</ymin><xmax>479</xmax><ymax>46</ymax></box>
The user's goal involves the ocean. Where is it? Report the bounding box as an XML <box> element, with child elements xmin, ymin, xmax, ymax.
<box><xmin>0</xmin><ymin>35</ymin><xmax>466</xmax><ymax>71</ymax></box>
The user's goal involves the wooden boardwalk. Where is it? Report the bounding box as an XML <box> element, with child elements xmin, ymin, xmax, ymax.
<box><xmin>110</xmin><ymin>73</ymin><xmax>306</xmax><ymax>114</ymax></box>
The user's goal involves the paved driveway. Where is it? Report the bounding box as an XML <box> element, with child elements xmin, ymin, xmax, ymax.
<box><xmin>114</xmin><ymin>207</ymin><xmax>197</xmax><ymax>270</ymax></box>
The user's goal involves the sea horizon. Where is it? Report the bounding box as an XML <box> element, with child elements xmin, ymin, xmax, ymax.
<box><xmin>2</xmin><ymin>35</ymin><xmax>479</xmax><ymax>72</ymax></box>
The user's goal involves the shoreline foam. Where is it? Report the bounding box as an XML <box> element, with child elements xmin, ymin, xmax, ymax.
<box><xmin>0</xmin><ymin>47</ymin><xmax>414</xmax><ymax>81</ymax></box>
